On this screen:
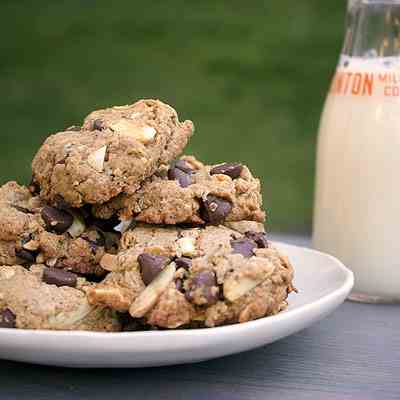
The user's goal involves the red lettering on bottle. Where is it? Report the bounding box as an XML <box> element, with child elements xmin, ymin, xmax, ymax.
<box><xmin>352</xmin><ymin>73</ymin><xmax>362</xmax><ymax>94</ymax></box>
<box><xmin>362</xmin><ymin>73</ymin><xmax>373</xmax><ymax>96</ymax></box>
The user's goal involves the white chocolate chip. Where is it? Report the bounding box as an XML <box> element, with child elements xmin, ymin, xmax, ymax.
<box><xmin>177</xmin><ymin>237</ymin><xmax>196</xmax><ymax>257</ymax></box>
<box><xmin>139</xmin><ymin>126</ymin><xmax>157</xmax><ymax>143</ymax></box>
<box><xmin>110</xmin><ymin>120</ymin><xmax>156</xmax><ymax>144</ymax></box>
<box><xmin>87</xmin><ymin>145</ymin><xmax>107</xmax><ymax>172</ymax></box>
<box><xmin>129</xmin><ymin>262</ymin><xmax>176</xmax><ymax>318</ymax></box>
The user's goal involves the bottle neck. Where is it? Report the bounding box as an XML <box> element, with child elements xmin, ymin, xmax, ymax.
<box><xmin>343</xmin><ymin>0</ymin><xmax>400</xmax><ymax>57</ymax></box>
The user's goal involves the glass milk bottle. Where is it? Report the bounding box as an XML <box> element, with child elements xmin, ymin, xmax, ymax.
<box><xmin>313</xmin><ymin>0</ymin><xmax>400</xmax><ymax>303</ymax></box>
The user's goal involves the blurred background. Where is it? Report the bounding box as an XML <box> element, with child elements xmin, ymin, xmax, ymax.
<box><xmin>0</xmin><ymin>0</ymin><xmax>346</xmax><ymax>233</ymax></box>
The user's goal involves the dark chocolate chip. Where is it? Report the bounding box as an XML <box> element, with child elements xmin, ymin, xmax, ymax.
<box><xmin>28</xmin><ymin>178</ymin><xmax>40</xmax><ymax>195</ymax></box>
<box><xmin>175</xmin><ymin>257</ymin><xmax>192</xmax><ymax>270</ymax></box>
<box><xmin>174</xmin><ymin>160</ymin><xmax>194</xmax><ymax>174</ymax></box>
<box><xmin>0</xmin><ymin>309</ymin><xmax>16</xmax><ymax>328</ymax></box>
<box><xmin>41</xmin><ymin>206</ymin><xmax>73</xmax><ymax>234</ymax></box>
<box><xmin>230</xmin><ymin>238</ymin><xmax>257</xmax><ymax>258</ymax></box>
<box><xmin>42</xmin><ymin>267</ymin><xmax>77</xmax><ymax>288</ymax></box>
<box><xmin>103</xmin><ymin>231</ymin><xmax>120</xmax><ymax>252</ymax></box>
<box><xmin>15</xmin><ymin>248</ymin><xmax>36</xmax><ymax>263</ymax></box>
<box><xmin>93</xmin><ymin>119</ymin><xmax>106</xmax><ymax>131</ymax></box>
<box><xmin>245</xmin><ymin>231</ymin><xmax>269</xmax><ymax>248</ymax></box>
<box><xmin>93</xmin><ymin>215</ymin><xmax>120</xmax><ymax>232</ymax></box>
<box><xmin>138</xmin><ymin>253</ymin><xmax>170</xmax><ymax>285</ymax></box>
<box><xmin>175</xmin><ymin>279</ymin><xmax>184</xmax><ymax>292</ymax></box>
<box><xmin>186</xmin><ymin>271</ymin><xmax>219</xmax><ymax>306</ymax></box>
<box><xmin>118</xmin><ymin>314</ymin><xmax>152</xmax><ymax>331</ymax></box>
<box><xmin>210</xmin><ymin>163</ymin><xmax>243</xmax><ymax>179</ymax></box>
<box><xmin>168</xmin><ymin>167</ymin><xmax>193</xmax><ymax>188</ymax></box>
<box><xmin>201</xmin><ymin>195</ymin><xmax>232</xmax><ymax>225</ymax></box>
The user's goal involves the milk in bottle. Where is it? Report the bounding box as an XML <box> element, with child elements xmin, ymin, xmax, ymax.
<box><xmin>313</xmin><ymin>0</ymin><xmax>400</xmax><ymax>302</ymax></box>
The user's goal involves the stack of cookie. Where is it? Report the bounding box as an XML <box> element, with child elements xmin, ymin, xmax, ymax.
<box><xmin>0</xmin><ymin>99</ymin><xmax>295</xmax><ymax>331</ymax></box>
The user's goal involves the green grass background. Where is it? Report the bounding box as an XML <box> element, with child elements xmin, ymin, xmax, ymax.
<box><xmin>0</xmin><ymin>0</ymin><xmax>346</xmax><ymax>233</ymax></box>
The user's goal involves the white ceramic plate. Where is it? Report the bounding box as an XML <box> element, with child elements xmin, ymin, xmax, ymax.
<box><xmin>0</xmin><ymin>242</ymin><xmax>353</xmax><ymax>368</ymax></box>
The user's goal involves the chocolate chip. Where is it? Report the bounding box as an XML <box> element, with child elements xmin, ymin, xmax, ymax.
<box><xmin>168</xmin><ymin>167</ymin><xmax>193</xmax><ymax>188</ymax></box>
<box><xmin>41</xmin><ymin>206</ymin><xmax>73</xmax><ymax>234</ymax></box>
<box><xmin>201</xmin><ymin>195</ymin><xmax>232</xmax><ymax>225</ymax></box>
<box><xmin>210</xmin><ymin>163</ymin><xmax>243</xmax><ymax>179</ymax></box>
<box><xmin>174</xmin><ymin>160</ymin><xmax>193</xmax><ymax>174</ymax></box>
<box><xmin>28</xmin><ymin>178</ymin><xmax>40</xmax><ymax>195</ymax></box>
<box><xmin>175</xmin><ymin>279</ymin><xmax>184</xmax><ymax>292</ymax></box>
<box><xmin>0</xmin><ymin>309</ymin><xmax>16</xmax><ymax>328</ymax></box>
<box><xmin>118</xmin><ymin>314</ymin><xmax>151</xmax><ymax>331</ymax></box>
<box><xmin>93</xmin><ymin>215</ymin><xmax>120</xmax><ymax>232</ymax></box>
<box><xmin>93</xmin><ymin>119</ymin><xmax>106</xmax><ymax>131</ymax></box>
<box><xmin>103</xmin><ymin>231</ymin><xmax>120</xmax><ymax>253</ymax></box>
<box><xmin>186</xmin><ymin>271</ymin><xmax>219</xmax><ymax>306</ymax></box>
<box><xmin>245</xmin><ymin>231</ymin><xmax>269</xmax><ymax>248</ymax></box>
<box><xmin>230</xmin><ymin>238</ymin><xmax>257</xmax><ymax>258</ymax></box>
<box><xmin>138</xmin><ymin>253</ymin><xmax>170</xmax><ymax>285</ymax></box>
<box><xmin>175</xmin><ymin>257</ymin><xmax>192</xmax><ymax>270</ymax></box>
<box><xmin>42</xmin><ymin>267</ymin><xmax>77</xmax><ymax>287</ymax></box>
<box><xmin>15</xmin><ymin>248</ymin><xmax>36</xmax><ymax>263</ymax></box>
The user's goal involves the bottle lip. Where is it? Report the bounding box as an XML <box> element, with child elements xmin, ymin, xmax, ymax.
<box><xmin>360</xmin><ymin>0</ymin><xmax>400</xmax><ymax>3</ymax></box>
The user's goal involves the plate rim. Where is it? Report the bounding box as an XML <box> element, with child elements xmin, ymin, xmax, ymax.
<box><xmin>0</xmin><ymin>242</ymin><xmax>354</xmax><ymax>339</ymax></box>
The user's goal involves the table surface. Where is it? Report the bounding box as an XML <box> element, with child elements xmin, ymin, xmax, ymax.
<box><xmin>1</xmin><ymin>235</ymin><xmax>399</xmax><ymax>400</ymax></box>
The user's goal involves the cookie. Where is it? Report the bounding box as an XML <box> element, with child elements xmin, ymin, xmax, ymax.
<box><xmin>31</xmin><ymin>99</ymin><xmax>194</xmax><ymax>207</ymax></box>
<box><xmin>93</xmin><ymin>156</ymin><xmax>266</xmax><ymax>226</ymax></box>
<box><xmin>0</xmin><ymin>181</ymin><xmax>119</xmax><ymax>276</ymax></box>
<box><xmin>0</xmin><ymin>265</ymin><xmax>120</xmax><ymax>331</ymax></box>
<box><xmin>85</xmin><ymin>223</ymin><xmax>294</xmax><ymax>329</ymax></box>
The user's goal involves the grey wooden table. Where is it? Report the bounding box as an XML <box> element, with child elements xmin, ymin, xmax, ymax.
<box><xmin>0</xmin><ymin>235</ymin><xmax>399</xmax><ymax>400</ymax></box>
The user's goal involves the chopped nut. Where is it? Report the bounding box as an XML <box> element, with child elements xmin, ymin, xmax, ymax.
<box><xmin>110</xmin><ymin>120</ymin><xmax>156</xmax><ymax>144</ymax></box>
<box><xmin>224</xmin><ymin>276</ymin><xmax>264</xmax><ymax>302</ymax></box>
<box><xmin>47</xmin><ymin>300</ymin><xmax>94</xmax><ymax>329</ymax></box>
<box><xmin>223</xmin><ymin>262</ymin><xmax>275</xmax><ymax>302</ymax></box>
<box><xmin>129</xmin><ymin>262</ymin><xmax>176</xmax><ymax>318</ymax></box>
<box><xmin>87</xmin><ymin>145</ymin><xmax>107</xmax><ymax>172</ymax></box>
<box><xmin>67</xmin><ymin>212</ymin><xmax>86</xmax><ymax>238</ymax></box>
<box><xmin>177</xmin><ymin>236</ymin><xmax>196</xmax><ymax>257</ymax></box>
<box><xmin>114</xmin><ymin>218</ymin><xmax>133</xmax><ymax>233</ymax></box>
